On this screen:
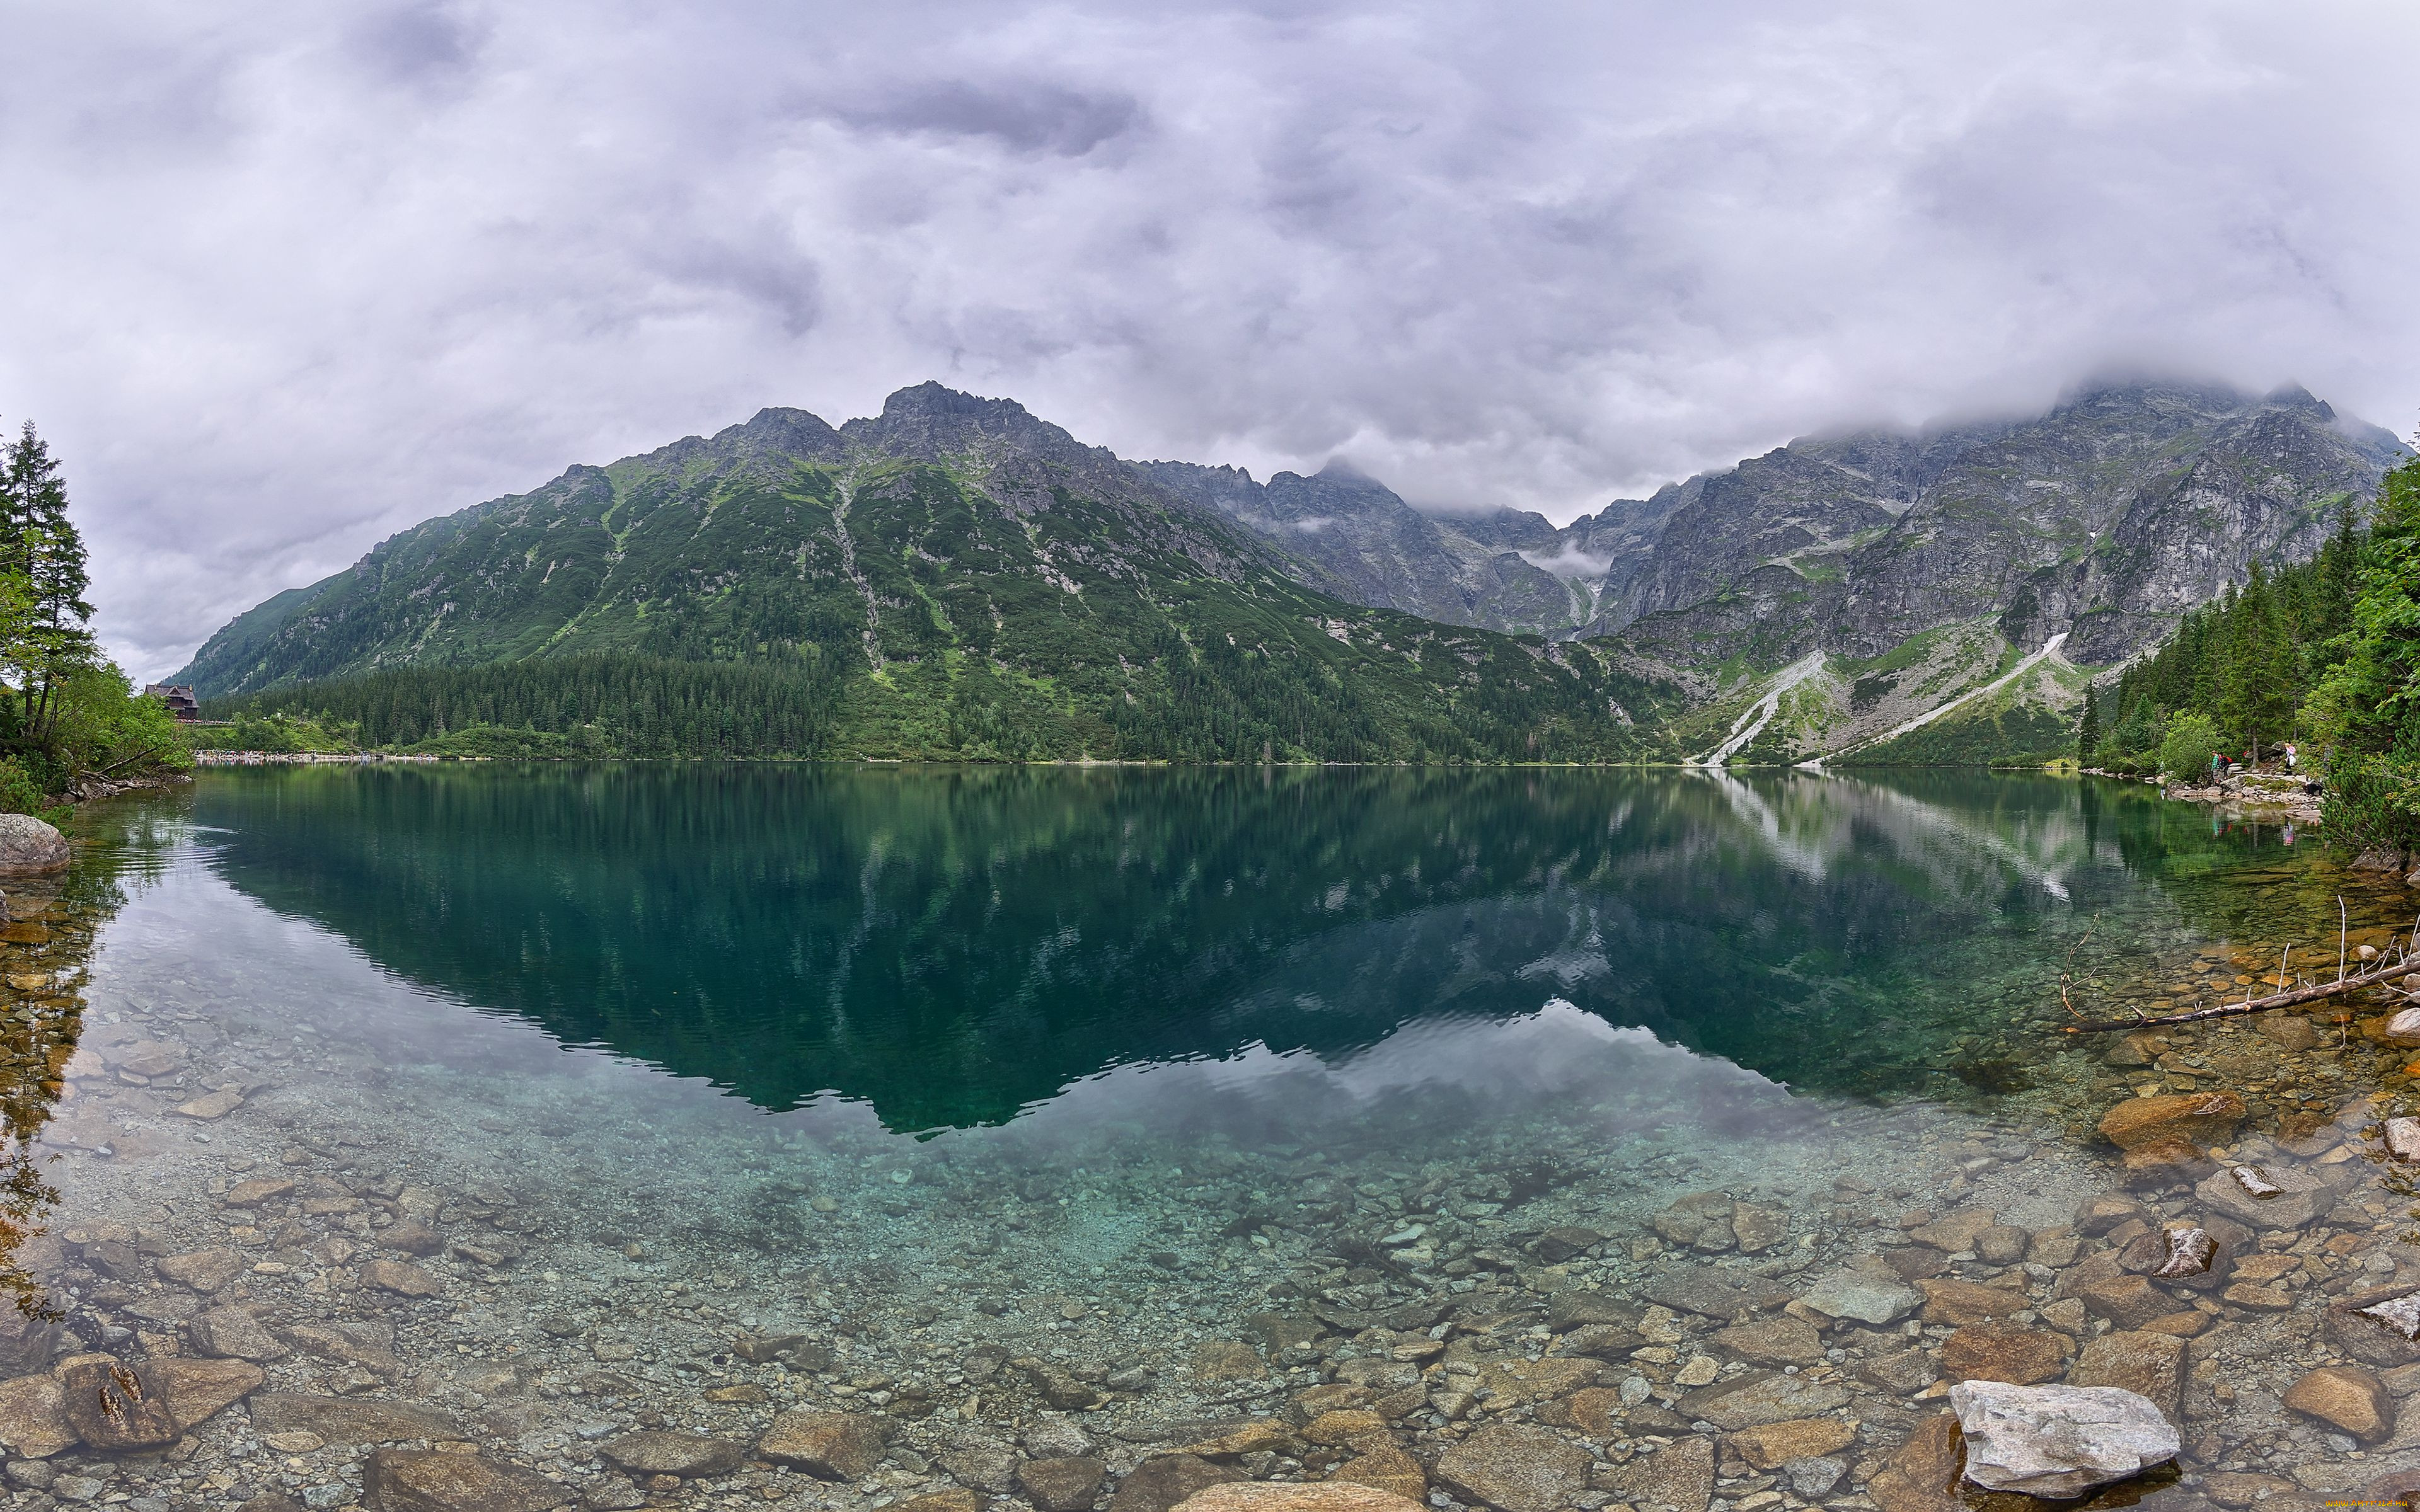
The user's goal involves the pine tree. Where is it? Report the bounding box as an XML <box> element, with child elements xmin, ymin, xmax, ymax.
<box><xmin>2077</xmin><ymin>684</ymin><xmax>2100</xmax><ymax>764</ymax></box>
<box><xmin>0</xmin><ymin>423</ymin><xmax>98</xmax><ymax>747</ymax></box>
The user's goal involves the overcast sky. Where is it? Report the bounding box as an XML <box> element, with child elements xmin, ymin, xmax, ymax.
<box><xmin>5</xmin><ymin>1</ymin><xmax>2417</xmax><ymax>679</ymax></box>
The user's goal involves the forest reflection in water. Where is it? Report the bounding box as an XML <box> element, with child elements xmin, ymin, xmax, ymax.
<box><xmin>175</xmin><ymin>764</ymin><xmax>2330</xmax><ymax>1131</ymax></box>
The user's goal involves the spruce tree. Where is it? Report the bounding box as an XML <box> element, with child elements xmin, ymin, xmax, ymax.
<box><xmin>2077</xmin><ymin>684</ymin><xmax>2100</xmax><ymax>764</ymax></box>
<box><xmin>0</xmin><ymin>423</ymin><xmax>98</xmax><ymax>747</ymax></box>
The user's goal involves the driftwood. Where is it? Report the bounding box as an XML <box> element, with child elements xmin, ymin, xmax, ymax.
<box><xmin>2063</xmin><ymin>897</ymin><xmax>2420</xmax><ymax>1034</ymax></box>
<box><xmin>2062</xmin><ymin>957</ymin><xmax>2420</xmax><ymax>1033</ymax></box>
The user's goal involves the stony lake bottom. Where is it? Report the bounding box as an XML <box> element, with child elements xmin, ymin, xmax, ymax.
<box><xmin>1</xmin><ymin>764</ymin><xmax>2418</xmax><ymax>1512</ymax></box>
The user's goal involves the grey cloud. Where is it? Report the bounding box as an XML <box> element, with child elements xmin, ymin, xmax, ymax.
<box><xmin>0</xmin><ymin>0</ymin><xmax>2414</xmax><ymax>680</ymax></box>
<box><xmin>823</xmin><ymin>79</ymin><xmax>1144</xmax><ymax>158</ymax></box>
<box><xmin>347</xmin><ymin>3</ymin><xmax>488</xmax><ymax>87</ymax></box>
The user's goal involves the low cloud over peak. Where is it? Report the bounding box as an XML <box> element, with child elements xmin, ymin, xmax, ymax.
<box><xmin>3</xmin><ymin>0</ymin><xmax>2416</xmax><ymax>678</ymax></box>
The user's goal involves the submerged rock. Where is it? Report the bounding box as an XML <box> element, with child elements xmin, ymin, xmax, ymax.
<box><xmin>596</xmin><ymin>1431</ymin><xmax>745</xmax><ymax>1479</ymax></box>
<box><xmin>2194</xmin><ymin>1162</ymin><xmax>2328</xmax><ymax>1228</ymax></box>
<box><xmin>1105</xmin><ymin>1456</ymin><xmax>1241</xmax><ymax>1512</ymax></box>
<box><xmin>756</xmin><ymin>1409</ymin><xmax>889</xmax><ymax>1478</ymax></box>
<box><xmin>1170</xmin><ymin>1484</ymin><xmax>1425</xmax><ymax>1512</ymax></box>
<box><xmin>1861</xmin><ymin>1414</ymin><xmax>1963</xmax><ymax>1512</ymax></box>
<box><xmin>2282</xmin><ymin>1365</ymin><xmax>2395</xmax><ymax>1444</ymax></box>
<box><xmin>1434</xmin><ymin>1423</ymin><xmax>1593</xmax><ymax>1512</ymax></box>
<box><xmin>2096</xmin><ymin>1091</ymin><xmax>2245</xmax><ymax>1150</ymax></box>
<box><xmin>1726</xmin><ymin>1417</ymin><xmax>1856</xmax><ymax>1471</ymax></box>
<box><xmin>1948</xmin><ymin>1380</ymin><xmax>2179</xmax><ymax>1498</ymax></box>
<box><xmin>1590</xmin><ymin>1433</ymin><xmax>1713</xmax><ymax>1512</ymax></box>
<box><xmin>1798</xmin><ymin>1261</ymin><xmax>1920</xmax><ymax>1326</ymax></box>
<box><xmin>362</xmin><ymin>1449</ymin><xmax>568</xmax><ymax>1512</ymax></box>
<box><xmin>1939</xmin><ymin>1322</ymin><xmax>2066</xmax><ymax>1386</ymax></box>
<box><xmin>2388</xmin><ymin>1117</ymin><xmax>2420</xmax><ymax>1164</ymax></box>
<box><xmin>2067</xmin><ymin>1331</ymin><xmax>2186</xmax><ymax>1426</ymax></box>
<box><xmin>1018</xmin><ymin>1457</ymin><xmax>1107</xmax><ymax>1512</ymax></box>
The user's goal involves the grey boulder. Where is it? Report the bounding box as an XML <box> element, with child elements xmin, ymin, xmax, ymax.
<box><xmin>1949</xmin><ymin>1380</ymin><xmax>2179</xmax><ymax>1498</ymax></box>
<box><xmin>0</xmin><ymin>815</ymin><xmax>67</xmax><ymax>876</ymax></box>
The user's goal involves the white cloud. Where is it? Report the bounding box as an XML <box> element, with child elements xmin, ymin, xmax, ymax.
<box><xmin>1</xmin><ymin>0</ymin><xmax>2415</xmax><ymax>677</ymax></box>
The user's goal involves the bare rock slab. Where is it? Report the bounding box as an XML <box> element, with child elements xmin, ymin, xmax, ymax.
<box><xmin>2283</xmin><ymin>1365</ymin><xmax>2395</xmax><ymax>1444</ymax></box>
<box><xmin>2067</xmin><ymin>1331</ymin><xmax>2186</xmax><ymax>1427</ymax></box>
<box><xmin>1591</xmin><ymin>1434</ymin><xmax>1714</xmax><ymax>1512</ymax></box>
<box><xmin>1434</xmin><ymin>1422</ymin><xmax>1593</xmax><ymax>1512</ymax></box>
<box><xmin>2097</xmin><ymin>1091</ymin><xmax>2244</xmax><ymax>1150</ymax></box>
<box><xmin>1170</xmin><ymin>1485</ymin><xmax>1426</xmax><ymax>1512</ymax></box>
<box><xmin>1017</xmin><ymin>1457</ymin><xmax>1107</xmax><ymax>1512</ymax></box>
<box><xmin>756</xmin><ymin>1409</ymin><xmax>889</xmax><ymax>1479</ymax></box>
<box><xmin>1949</xmin><ymin>1380</ymin><xmax>2180</xmax><ymax>1499</ymax></box>
<box><xmin>253</xmin><ymin>1393</ymin><xmax>461</xmax><ymax>1445</ymax></box>
<box><xmin>595</xmin><ymin>1430</ymin><xmax>745</xmax><ymax>1479</ymax></box>
<box><xmin>1863</xmin><ymin>1414</ymin><xmax>1963</xmax><ymax>1512</ymax></box>
<box><xmin>1680</xmin><ymin>1370</ymin><xmax>1850</xmax><ymax>1429</ymax></box>
<box><xmin>0</xmin><ymin>1374</ymin><xmax>75</xmax><ymax>1458</ymax></box>
<box><xmin>1799</xmin><ymin>1261</ymin><xmax>1920</xmax><ymax>1326</ymax></box>
<box><xmin>364</xmin><ymin>1450</ymin><xmax>569</xmax><ymax>1512</ymax></box>
<box><xmin>1107</xmin><ymin>1455</ymin><xmax>1243</xmax><ymax>1512</ymax></box>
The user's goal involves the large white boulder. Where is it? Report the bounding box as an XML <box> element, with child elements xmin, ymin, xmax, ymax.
<box><xmin>0</xmin><ymin>813</ymin><xmax>67</xmax><ymax>876</ymax></box>
<box><xmin>1950</xmin><ymin>1380</ymin><xmax>2180</xmax><ymax>1498</ymax></box>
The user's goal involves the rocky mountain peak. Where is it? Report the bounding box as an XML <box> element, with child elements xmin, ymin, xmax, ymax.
<box><xmin>841</xmin><ymin>382</ymin><xmax>1085</xmax><ymax>465</ymax></box>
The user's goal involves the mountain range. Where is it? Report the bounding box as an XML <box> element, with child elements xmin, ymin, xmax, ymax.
<box><xmin>181</xmin><ymin>378</ymin><xmax>2407</xmax><ymax>763</ymax></box>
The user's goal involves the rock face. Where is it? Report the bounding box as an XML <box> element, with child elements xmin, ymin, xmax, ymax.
<box><xmin>2283</xmin><ymin>1366</ymin><xmax>2395</xmax><ymax>1444</ymax></box>
<box><xmin>1949</xmin><ymin>1381</ymin><xmax>2181</xmax><ymax>1498</ymax></box>
<box><xmin>0</xmin><ymin>815</ymin><xmax>68</xmax><ymax>876</ymax></box>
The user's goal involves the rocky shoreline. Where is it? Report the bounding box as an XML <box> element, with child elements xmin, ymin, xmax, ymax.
<box><xmin>1</xmin><ymin>813</ymin><xmax>2418</xmax><ymax>1512</ymax></box>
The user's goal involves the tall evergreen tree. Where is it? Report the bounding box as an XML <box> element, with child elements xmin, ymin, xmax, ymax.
<box><xmin>0</xmin><ymin>423</ymin><xmax>99</xmax><ymax>747</ymax></box>
<box><xmin>2077</xmin><ymin>684</ymin><xmax>2100</xmax><ymax>764</ymax></box>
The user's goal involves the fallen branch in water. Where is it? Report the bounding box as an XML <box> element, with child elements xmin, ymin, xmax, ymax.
<box><xmin>2063</xmin><ymin>951</ymin><xmax>2420</xmax><ymax>1033</ymax></box>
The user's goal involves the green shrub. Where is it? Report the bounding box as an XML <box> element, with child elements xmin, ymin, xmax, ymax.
<box><xmin>2321</xmin><ymin>750</ymin><xmax>2420</xmax><ymax>854</ymax></box>
<box><xmin>2157</xmin><ymin>711</ymin><xmax>2223</xmax><ymax>784</ymax></box>
<box><xmin>0</xmin><ymin>757</ymin><xmax>57</xmax><ymax>821</ymax></box>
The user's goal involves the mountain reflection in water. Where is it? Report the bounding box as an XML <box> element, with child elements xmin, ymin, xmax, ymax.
<box><xmin>185</xmin><ymin>765</ymin><xmax>2286</xmax><ymax>1131</ymax></box>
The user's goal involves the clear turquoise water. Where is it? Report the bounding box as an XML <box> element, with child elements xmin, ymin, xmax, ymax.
<box><xmin>4</xmin><ymin>765</ymin><xmax>2380</xmax><ymax>1505</ymax></box>
<box><xmin>158</xmin><ymin>765</ymin><xmax>2298</xmax><ymax>1128</ymax></box>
